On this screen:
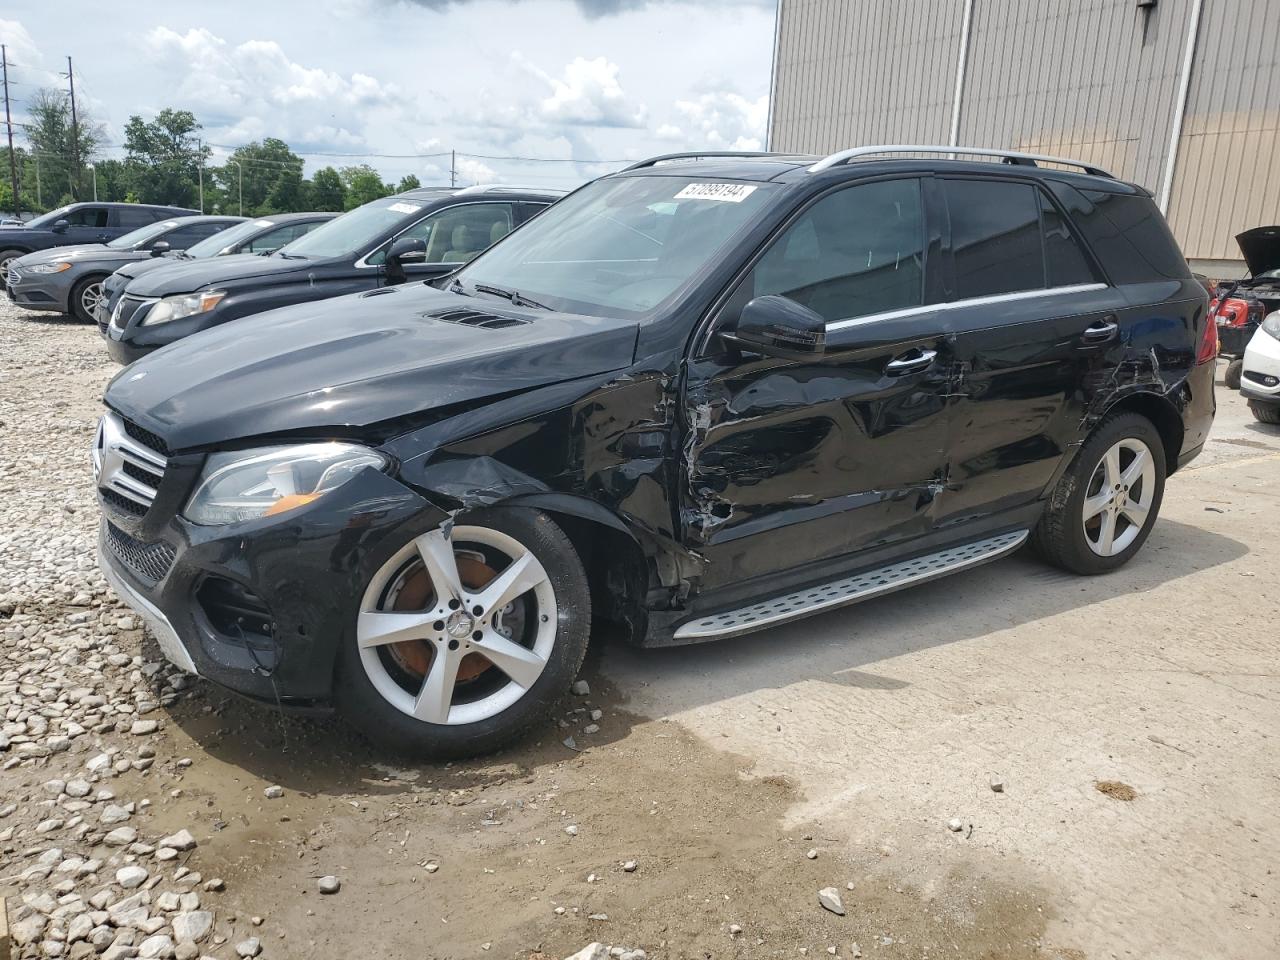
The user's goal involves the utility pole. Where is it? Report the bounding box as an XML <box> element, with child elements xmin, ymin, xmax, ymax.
<box><xmin>197</xmin><ymin>138</ymin><xmax>204</xmax><ymax>213</ymax></box>
<box><xmin>2</xmin><ymin>45</ymin><xmax>20</xmax><ymax>218</ymax></box>
<box><xmin>450</xmin><ymin>150</ymin><xmax>456</xmax><ymax>188</ymax></box>
<box><xmin>65</xmin><ymin>56</ymin><xmax>80</xmax><ymax>200</ymax></box>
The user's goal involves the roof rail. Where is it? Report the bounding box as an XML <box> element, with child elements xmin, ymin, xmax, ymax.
<box><xmin>808</xmin><ymin>145</ymin><xmax>1115</xmax><ymax>178</ymax></box>
<box><xmin>620</xmin><ymin>151</ymin><xmax>807</xmax><ymax>173</ymax></box>
<box><xmin>455</xmin><ymin>184</ymin><xmax>569</xmax><ymax>195</ymax></box>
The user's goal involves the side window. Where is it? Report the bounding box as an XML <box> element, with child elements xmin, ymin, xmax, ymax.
<box><xmin>67</xmin><ymin>206</ymin><xmax>110</xmax><ymax>228</ymax></box>
<box><xmin>420</xmin><ymin>203</ymin><xmax>516</xmax><ymax>263</ymax></box>
<box><xmin>1071</xmin><ymin>189</ymin><xmax>1190</xmax><ymax>282</ymax></box>
<box><xmin>944</xmin><ymin>179</ymin><xmax>1044</xmax><ymax>299</ymax></box>
<box><xmin>112</xmin><ymin>207</ymin><xmax>155</xmax><ymax>230</ymax></box>
<box><xmin>743</xmin><ymin>178</ymin><xmax>925</xmax><ymax>323</ymax></box>
<box><xmin>165</xmin><ymin>223</ymin><xmax>229</xmax><ymax>249</ymax></box>
<box><xmin>247</xmin><ymin>224</ymin><xmax>302</xmax><ymax>253</ymax></box>
<box><xmin>1039</xmin><ymin>195</ymin><xmax>1099</xmax><ymax>287</ymax></box>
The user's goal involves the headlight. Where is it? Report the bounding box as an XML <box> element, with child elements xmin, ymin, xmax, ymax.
<box><xmin>140</xmin><ymin>290</ymin><xmax>226</xmax><ymax>326</ymax></box>
<box><xmin>1263</xmin><ymin>313</ymin><xmax>1280</xmax><ymax>340</ymax></box>
<box><xmin>184</xmin><ymin>442</ymin><xmax>388</xmax><ymax>525</ymax></box>
<box><xmin>26</xmin><ymin>262</ymin><xmax>72</xmax><ymax>274</ymax></box>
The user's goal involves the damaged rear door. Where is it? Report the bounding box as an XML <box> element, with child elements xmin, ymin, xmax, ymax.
<box><xmin>681</xmin><ymin>176</ymin><xmax>953</xmax><ymax>590</ymax></box>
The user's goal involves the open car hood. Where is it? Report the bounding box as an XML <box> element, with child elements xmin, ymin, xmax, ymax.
<box><xmin>1236</xmin><ymin>226</ymin><xmax>1280</xmax><ymax>277</ymax></box>
<box><xmin>104</xmin><ymin>285</ymin><xmax>639</xmax><ymax>451</ymax></box>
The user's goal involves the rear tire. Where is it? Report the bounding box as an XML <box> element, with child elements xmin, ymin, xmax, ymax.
<box><xmin>336</xmin><ymin>506</ymin><xmax>591</xmax><ymax>760</ymax></box>
<box><xmin>1224</xmin><ymin>358</ymin><xmax>1243</xmax><ymax>391</ymax></box>
<box><xmin>69</xmin><ymin>274</ymin><xmax>108</xmax><ymax>324</ymax></box>
<box><xmin>1032</xmin><ymin>412</ymin><xmax>1166</xmax><ymax>575</ymax></box>
<box><xmin>1249</xmin><ymin>400</ymin><xmax>1280</xmax><ymax>425</ymax></box>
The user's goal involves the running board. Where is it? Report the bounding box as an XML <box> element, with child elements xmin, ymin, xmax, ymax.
<box><xmin>673</xmin><ymin>530</ymin><xmax>1030</xmax><ymax>642</ymax></box>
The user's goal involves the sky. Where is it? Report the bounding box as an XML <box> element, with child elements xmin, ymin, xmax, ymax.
<box><xmin>0</xmin><ymin>0</ymin><xmax>778</xmax><ymax>189</ymax></box>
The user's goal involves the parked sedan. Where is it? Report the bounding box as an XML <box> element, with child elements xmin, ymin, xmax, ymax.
<box><xmin>96</xmin><ymin>212</ymin><xmax>338</xmax><ymax>333</ymax></box>
<box><xmin>0</xmin><ymin>201</ymin><xmax>198</xmax><ymax>287</ymax></box>
<box><xmin>8</xmin><ymin>215</ymin><xmax>245</xmax><ymax>323</ymax></box>
<box><xmin>101</xmin><ymin>185</ymin><xmax>564</xmax><ymax>364</ymax></box>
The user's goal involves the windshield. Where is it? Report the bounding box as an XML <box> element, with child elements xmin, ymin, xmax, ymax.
<box><xmin>455</xmin><ymin>175</ymin><xmax>776</xmax><ymax>317</ymax></box>
<box><xmin>278</xmin><ymin>198</ymin><xmax>426</xmax><ymax>259</ymax></box>
<box><xmin>184</xmin><ymin>219</ymin><xmax>268</xmax><ymax>258</ymax></box>
<box><xmin>1259</xmin><ymin>268</ymin><xmax>1280</xmax><ymax>280</ymax></box>
<box><xmin>106</xmin><ymin>220</ymin><xmax>178</xmax><ymax>250</ymax></box>
<box><xmin>25</xmin><ymin>206</ymin><xmax>74</xmax><ymax>229</ymax></box>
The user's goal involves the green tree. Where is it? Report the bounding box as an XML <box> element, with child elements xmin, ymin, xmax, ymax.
<box><xmin>308</xmin><ymin>166</ymin><xmax>346</xmax><ymax>211</ymax></box>
<box><xmin>216</xmin><ymin>138</ymin><xmax>304</xmax><ymax>214</ymax></box>
<box><xmin>266</xmin><ymin>167</ymin><xmax>309</xmax><ymax>213</ymax></box>
<box><xmin>340</xmin><ymin>164</ymin><xmax>392</xmax><ymax>210</ymax></box>
<box><xmin>24</xmin><ymin>88</ymin><xmax>103</xmax><ymax>203</ymax></box>
<box><xmin>122</xmin><ymin>108</ymin><xmax>208</xmax><ymax>207</ymax></box>
<box><xmin>395</xmin><ymin>174</ymin><xmax>421</xmax><ymax>192</ymax></box>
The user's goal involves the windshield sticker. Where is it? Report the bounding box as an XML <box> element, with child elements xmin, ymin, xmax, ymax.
<box><xmin>387</xmin><ymin>202</ymin><xmax>422</xmax><ymax>214</ymax></box>
<box><xmin>674</xmin><ymin>183</ymin><xmax>758</xmax><ymax>203</ymax></box>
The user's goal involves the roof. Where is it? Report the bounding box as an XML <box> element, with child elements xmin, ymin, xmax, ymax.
<box><xmin>396</xmin><ymin>185</ymin><xmax>566</xmax><ymax>202</ymax></box>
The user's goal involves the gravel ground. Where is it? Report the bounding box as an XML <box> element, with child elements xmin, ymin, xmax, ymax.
<box><xmin>1</xmin><ymin>298</ymin><xmax>1277</xmax><ymax>960</ymax></box>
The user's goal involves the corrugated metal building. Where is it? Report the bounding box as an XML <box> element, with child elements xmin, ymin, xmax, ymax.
<box><xmin>767</xmin><ymin>0</ymin><xmax>1280</xmax><ymax>276</ymax></box>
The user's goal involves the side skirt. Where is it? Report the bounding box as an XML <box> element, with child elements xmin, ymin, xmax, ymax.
<box><xmin>671</xmin><ymin>529</ymin><xmax>1029</xmax><ymax>642</ymax></box>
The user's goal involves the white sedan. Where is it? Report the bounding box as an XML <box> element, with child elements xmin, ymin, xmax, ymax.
<box><xmin>1240</xmin><ymin>313</ymin><xmax>1280</xmax><ymax>423</ymax></box>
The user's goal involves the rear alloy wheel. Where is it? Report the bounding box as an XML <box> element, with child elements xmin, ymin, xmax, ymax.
<box><xmin>70</xmin><ymin>275</ymin><xmax>107</xmax><ymax>323</ymax></box>
<box><xmin>337</xmin><ymin>508</ymin><xmax>590</xmax><ymax>758</ymax></box>
<box><xmin>1032</xmin><ymin>412</ymin><xmax>1166</xmax><ymax>575</ymax></box>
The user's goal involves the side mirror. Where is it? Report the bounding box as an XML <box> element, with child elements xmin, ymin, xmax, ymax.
<box><xmin>51</xmin><ymin>219</ymin><xmax>70</xmax><ymax>234</ymax></box>
<box><xmin>726</xmin><ymin>295</ymin><xmax>826</xmax><ymax>358</ymax></box>
<box><xmin>384</xmin><ymin>236</ymin><xmax>427</xmax><ymax>284</ymax></box>
<box><xmin>149</xmin><ymin>240</ymin><xmax>171</xmax><ymax>257</ymax></box>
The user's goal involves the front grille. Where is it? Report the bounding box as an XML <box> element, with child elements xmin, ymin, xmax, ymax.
<box><xmin>425</xmin><ymin>308</ymin><xmax>529</xmax><ymax>330</ymax></box>
<box><xmin>93</xmin><ymin>413</ymin><xmax>170</xmax><ymax>514</ymax></box>
<box><xmin>106</xmin><ymin>521</ymin><xmax>176</xmax><ymax>583</ymax></box>
<box><xmin>110</xmin><ymin>295</ymin><xmax>152</xmax><ymax>332</ymax></box>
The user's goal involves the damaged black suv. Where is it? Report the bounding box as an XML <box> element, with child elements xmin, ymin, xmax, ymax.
<box><xmin>94</xmin><ymin>147</ymin><xmax>1215</xmax><ymax>758</ymax></box>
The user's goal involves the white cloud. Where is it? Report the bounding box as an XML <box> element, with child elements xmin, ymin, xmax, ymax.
<box><xmin>533</xmin><ymin>56</ymin><xmax>647</xmax><ymax>128</ymax></box>
<box><xmin>455</xmin><ymin>156</ymin><xmax>498</xmax><ymax>184</ymax></box>
<box><xmin>670</xmin><ymin>90</ymin><xmax>768</xmax><ymax>150</ymax></box>
<box><xmin>140</xmin><ymin>27</ymin><xmax>406</xmax><ymax>150</ymax></box>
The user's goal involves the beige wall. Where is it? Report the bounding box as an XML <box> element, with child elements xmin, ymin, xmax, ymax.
<box><xmin>769</xmin><ymin>0</ymin><xmax>1280</xmax><ymax>265</ymax></box>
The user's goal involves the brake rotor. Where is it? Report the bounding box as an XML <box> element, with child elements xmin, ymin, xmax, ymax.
<box><xmin>389</xmin><ymin>552</ymin><xmax>497</xmax><ymax>683</ymax></box>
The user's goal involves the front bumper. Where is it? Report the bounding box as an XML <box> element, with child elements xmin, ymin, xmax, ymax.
<box><xmin>6</xmin><ymin>271</ymin><xmax>69</xmax><ymax>312</ymax></box>
<box><xmin>1241</xmin><ymin>327</ymin><xmax>1280</xmax><ymax>405</ymax></box>
<box><xmin>106</xmin><ymin>336</ymin><xmax>155</xmax><ymax>365</ymax></box>
<box><xmin>97</xmin><ymin>467</ymin><xmax>449</xmax><ymax>706</ymax></box>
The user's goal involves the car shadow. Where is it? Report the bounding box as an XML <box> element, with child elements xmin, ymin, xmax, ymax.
<box><xmin>600</xmin><ymin>518</ymin><xmax>1248</xmax><ymax>715</ymax></box>
<box><xmin>151</xmin><ymin>518</ymin><xmax>1245</xmax><ymax>795</ymax></box>
<box><xmin>10</xmin><ymin>309</ymin><xmax>84</xmax><ymax>327</ymax></box>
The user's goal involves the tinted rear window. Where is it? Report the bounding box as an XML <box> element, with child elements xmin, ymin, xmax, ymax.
<box><xmin>1053</xmin><ymin>186</ymin><xmax>1190</xmax><ymax>283</ymax></box>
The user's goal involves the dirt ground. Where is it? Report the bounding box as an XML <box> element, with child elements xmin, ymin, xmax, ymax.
<box><xmin>2</xmin><ymin>300</ymin><xmax>1277</xmax><ymax>960</ymax></box>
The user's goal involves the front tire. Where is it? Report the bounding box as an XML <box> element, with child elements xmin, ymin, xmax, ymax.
<box><xmin>1249</xmin><ymin>400</ymin><xmax>1280</xmax><ymax>425</ymax></box>
<box><xmin>336</xmin><ymin>507</ymin><xmax>591</xmax><ymax>760</ymax></box>
<box><xmin>1224</xmin><ymin>358</ymin><xmax>1244</xmax><ymax>391</ymax></box>
<box><xmin>0</xmin><ymin>249</ymin><xmax>24</xmax><ymax>288</ymax></box>
<box><xmin>1032</xmin><ymin>412</ymin><xmax>1166</xmax><ymax>575</ymax></box>
<box><xmin>69</xmin><ymin>274</ymin><xmax>107</xmax><ymax>324</ymax></box>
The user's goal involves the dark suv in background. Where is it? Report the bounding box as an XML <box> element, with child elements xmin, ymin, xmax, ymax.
<box><xmin>95</xmin><ymin>146</ymin><xmax>1214</xmax><ymax>759</ymax></box>
<box><xmin>1</xmin><ymin>202</ymin><xmax>198</xmax><ymax>286</ymax></box>
<box><xmin>101</xmin><ymin>185</ymin><xmax>564</xmax><ymax>363</ymax></box>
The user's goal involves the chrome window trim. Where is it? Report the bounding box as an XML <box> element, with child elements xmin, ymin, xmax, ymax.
<box><xmin>824</xmin><ymin>283</ymin><xmax>1108</xmax><ymax>332</ymax></box>
<box><xmin>353</xmin><ymin>200</ymin><xmax>518</xmax><ymax>270</ymax></box>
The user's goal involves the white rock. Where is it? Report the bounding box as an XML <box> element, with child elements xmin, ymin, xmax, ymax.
<box><xmin>103</xmin><ymin>826</ymin><xmax>138</xmax><ymax>846</ymax></box>
<box><xmin>564</xmin><ymin>944</ymin><xmax>608</xmax><ymax>960</ymax></box>
<box><xmin>138</xmin><ymin>934</ymin><xmax>175</xmax><ymax>959</ymax></box>
<box><xmin>570</xmin><ymin>680</ymin><xmax>590</xmax><ymax>696</ymax></box>
<box><xmin>235</xmin><ymin>937</ymin><xmax>262</xmax><ymax>958</ymax></box>
<box><xmin>116</xmin><ymin>865</ymin><xmax>149</xmax><ymax>889</ymax></box>
<box><xmin>99</xmin><ymin>804</ymin><xmax>131</xmax><ymax>825</ymax></box>
<box><xmin>263</xmin><ymin>785</ymin><xmax>284</xmax><ymax>799</ymax></box>
<box><xmin>160</xmin><ymin>829</ymin><xmax>197</xmax><ymax>851</ymax></box>
<box><xmin>818</xmin><ymin>887</ymin><xmax>845</xmax><ymax>916</ymax></box>
<box><xmin>171</xmin><ymin>911</ymin><xmax>214</xmax><ymax>943</ymax></box>
<box><xmin>947</xmin><ymin>817</ymin><xmax>964</xmax><ymax>832</ymax></box>
<box><xmin>318</xmin><ymin>875</ymin><xmax>340</xmax><ymax>894</ymax></box>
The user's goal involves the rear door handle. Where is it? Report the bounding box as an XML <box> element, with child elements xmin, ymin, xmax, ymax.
<box><xmin>1081</xmin><ymin>319</ymin><xmax>1118</xmax><ymax>343</ymax></box>
<box><xmin>886</xmin><ymin>348</ymin><xmax>937</xmax><ymax>375</ymax></box>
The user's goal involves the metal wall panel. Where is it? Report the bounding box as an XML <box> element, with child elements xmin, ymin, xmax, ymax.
<box><xmin>770</xmin><ymin>0</ymin><xmax>1280</xmax><ymax>264</ymax></box>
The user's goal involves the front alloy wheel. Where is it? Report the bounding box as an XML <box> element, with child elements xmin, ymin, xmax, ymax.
<box><xmin>338</xmin><ymin>508</ymin><xmax>591</xmax><ymax>758</ymax></box>
<box><xmin>70</xmin><ymin>276</ymin><xmax>106</xmax><ymax>323</ymax></box>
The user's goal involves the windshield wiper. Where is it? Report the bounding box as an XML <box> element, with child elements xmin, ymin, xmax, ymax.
<box><xmin>275</xmin><ymin>252</ymin><xmax>307</xmax><ymax>259</ymax></box>
<box><xmin>473</xmin><ymin>283</ymin><xmax>549</xmax><ymax>310</ymax></box>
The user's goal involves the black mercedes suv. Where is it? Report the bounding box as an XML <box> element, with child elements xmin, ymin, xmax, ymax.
<box><xmin>101</xmin><ymin>185</ymin><xmax>564</xmax><ymax>363</ymax></box>
<box><xmin>94</xmin><ymin>147</ymin><xmax>1215</xmax><ymax>758</ymax></box>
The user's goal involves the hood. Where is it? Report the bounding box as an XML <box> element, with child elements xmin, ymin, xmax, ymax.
<box><xmin>1236</xmin><ymin>226</ymin><xmax>1280</xmax><ymax>277</ymax></box>
<box><xmin>23</xmin><ymin>244</ymin><xmax>150</xmax><ymax>266</ymax></box>
<box><xmin>112</xmin><ymin>254</ymin><xmax>190</xmax><ymax>282</ymax></box>
<box><xmin>105</xmin><ymin>285</ymin><xmax>639</xmax><ymax>450</ymax></box>
<box><xmin>124</xmin><ymin>252</ymin><xmax>308</xmax><ymax>296</ymax></box>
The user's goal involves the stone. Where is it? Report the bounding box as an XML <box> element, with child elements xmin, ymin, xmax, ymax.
<box><xmin>990</xmin><ymin>778</ymin><xmax>1005</xmax><ymax>793</ymax></box>
<box><xmin>317</xmin><ymin>875</ymin><xmax>340</xmax><ymax>894</ymax></box>
<box><xmin>622</xmin><ymin>860</ymin><xmax>637</xmax><ymax>873</ymax></box>
<box><xmin>129</xmin><ymin>720</ymin><xmax>159</xmax><ymax>736</ymax></box>
<box><xmin>235</xmin><ymin>937</ymin><xmax>262</xmax><ymax>958</ymax></box>
<box><xmin>171</xmin><ymin>912</ymin><xmax>213</xmax><ymax>944</ymax></box>
<box><xmin>263</xmin><ymin>785</ymin><xmax>284</xmax><ymax>799</ymax></box>
<box><xmin>137</xmin><ymin>934</ymin><xmax>175</xmax><ymax>959</ymax></box>
<box><xmin>12</xmin><ymin>913</ymin><xmax>48</xmax><ymax>945</ymax></box>
<box><xmin>100</xmin><ymin>805</ymin><xmax>131</xmax><ymax>825</ymax></box>
<box><xmin>818</xmin><ymin>887</ymin><xmax>845</xmax><ymax>916</ymax></box>
<box><xmin>564</xmin><ymin>824</ymin><xmax>578</xmax><ymax>836</ymax></box>
<box><xmin>806</xmin><ymin>848</ymin><xmax>818</xmax><ymax>860</ymax></box>
<box><xmin>729</xmin><ymin>923</ymin><xmax>743</xmax><ymax>935</ymax></box>
<box><xmin>65</xmin><ymin>779</ymin><xmax>92</xmax><ymax>798</ymax></box>
<box><xmin>159</xmin><ymin>830</ymin><xmax>196</xmax><ymax>851</ymax></box>
<box><xmin>947</xmin><ymin>818</ymin><xmax>964</xmax><ymax>832</ymax></box>
<box><xmin>570</xmin><ymin>680</ymin><xmax>590</xmax><ymax>696</ymax></box>
<box><xmin>103</xmin><ymin>827</ymin><xmax>138</xmax><ymax>847</ymax></box>
<box><xmin>589</xmin><ymin>709</ymin><xmax>603</xmax><ymax>721</ymax></box>
<box><xmin>116</xmin><ymin>866</ymin><xmax>148</xmax><ymax>889</ymax></box>
<box><xmin>564</xmin><ymin>944</ymin><xmax>608</xmax><ymax>960</ymax></box>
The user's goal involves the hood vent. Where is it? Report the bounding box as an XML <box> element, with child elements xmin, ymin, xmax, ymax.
<box><xmin>424</xmin><ymin>308</ymin><xmax>530</xmax><ymax>330</ymax></box>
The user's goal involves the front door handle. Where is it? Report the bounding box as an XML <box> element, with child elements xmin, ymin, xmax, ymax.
<box><xmin>1081</xmin><ymin>319</ymin><xmax>1118</xmax><ymax>344</ymax></box>
<box><xmin>886</xmin><ymin>348</ymin><xmax>937</xmax><ymax>375</ymax></box>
